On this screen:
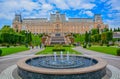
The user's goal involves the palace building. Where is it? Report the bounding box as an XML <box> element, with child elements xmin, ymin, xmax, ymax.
<box><xmin>12</xmin><ymin>11</ymin><xmax>108</xmax><ymax>34</ymax></box>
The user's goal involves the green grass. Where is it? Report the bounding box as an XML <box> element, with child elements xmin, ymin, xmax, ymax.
<box><xmin>36</xmin><ymin>46</ymin><xmax>81</xmax><ymax>55</ymax></box>
<box><xmin>0</xmin><ymin>46</ymin><xmax>30</xmax><ymax>56</ymax></box>
<box><xmin>87</xmin><ymin>46</ymin><xmax>118</xmax><ymax>55</ymax></box>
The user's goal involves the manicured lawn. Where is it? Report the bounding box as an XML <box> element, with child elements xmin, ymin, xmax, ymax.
<box><xmin>0</xmin><ymin>46</ymin><xmax>30</xmax><ymax>56</ymax></box>
<box><xmin>36</xmin><ymin>46</ymin><xmax>81</xmax><ymax>55</ymax></box>
<box><xmin>87</xmin><ymin>46</ymin><xmax>118</xmax><ymax>55</ymax></box>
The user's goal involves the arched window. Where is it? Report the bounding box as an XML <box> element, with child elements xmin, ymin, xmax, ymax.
<box><xmin>97</xmin><ymin>24</ymin><xmax>101</xmax><ymax>28</ymax></box>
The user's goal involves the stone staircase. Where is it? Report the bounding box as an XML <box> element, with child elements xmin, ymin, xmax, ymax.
<box><xmin>44</xmin><ymin>33</ymin><xmax>72</xmax><ymax>45</ymax></box>
<box><xmin>50</xmin><ymin>36</ymin><xmax>65</xmax><ymax>44</ymax></box>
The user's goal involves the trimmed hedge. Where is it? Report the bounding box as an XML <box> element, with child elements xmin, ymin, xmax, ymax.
<box><xmin>45</xmin><ymin>45</ymin><xmax>54</xmax><ymax>47</ymax></box>
<box><xmin>117</xmin><ymin>48</ymin><xmax>120</xmax><ymax>56</ymax></box>
<box><xmin>0</xmin><ymin>49</ymin><xmax>2</xmax><ymax>56</ymax></box>
<box><xmin>52</xmin><ymin>49</ymin><xmax>65</xmax><ymax>51</ymax></box>
<box><xmin>107</xmin><ymin>44</ymin><xmax>110</xmax><ymax>47</ymax></box>
<box><xmin>63</xmin><ymin>45</ymin><xmax>71</xmax><ymax>47</ymax></box>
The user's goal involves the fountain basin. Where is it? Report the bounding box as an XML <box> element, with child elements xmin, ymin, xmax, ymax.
<box><xmin>17</xmin><ymin>55</ymin><xmax>107</xmax><ymax>79</ymax></box>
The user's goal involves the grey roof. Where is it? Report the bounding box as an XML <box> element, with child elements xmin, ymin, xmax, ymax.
<box><xmin>14</xmin><ymin>14</ymin><xmax>22</xmax><ymax>22</ymax></box>
<box><xmin>23</xmin><ymin>18</ymin><xmax>48</xmax><ymax>22</ymax></box>
<box><xmin>50</xmin><ymin>14</ymin><xmax>56</xmax><ymax>22</ymax></box>
<box><xmin>49</xmin><ymin>13</ymin><xmax>66</xmax><ymax>22</ymax></box>
<box><xmin>60</xmin><ymin>14</ymin><xmax>66</xmax><ymax>22</ymax></box>
<box><xmin>23</xmin><ymin>18</ymin><xmax>47</xmax><ymax>20</ymax></box>
<box><xmin>68</xmin><ymin>18</ymin><xmax>93</xmax><ymax>22</ymax></box>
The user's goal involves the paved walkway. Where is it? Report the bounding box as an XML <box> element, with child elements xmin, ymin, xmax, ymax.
<box><xmin>73</xmin><ymin>46</ymin><xmax>120</xmax><ymax>69</ymax></box>
<box><xmin>0</xmin><ymin>65</ymin><xmax>17</xmax><ymax>79</ymax></box>
<box><xmin>73</xmin><ymin>46</ymin><xmax>120</xmax><ymax>79</ymax></box>
<box><xmin>0</xmin><ymin>64</ymin><xmax>119</xmax><ymax>79</ymax></box>
<box><xmin>0</xmin><ymin>48</ymin><xmax>44</xmax><ymax>73</ymax></box>
<box><xmin>107</xmin><ymin>65</ymin><xmax>120</xmax><ymax>79</ymax></box>
<box><xmin>0</xmin><ymin>46</ymin><xmax>120</xmax><ymax>79</ymax></box>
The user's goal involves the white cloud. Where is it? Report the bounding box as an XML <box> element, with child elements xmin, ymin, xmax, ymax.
<box><xmin>79</xmin><ymin>10</ymin><xmax>94</xmax><ymax>17</ymax></box>
<box><xmin>48</xmin><ymin>0</ymin><xmax>69</xmax><ymax>10</ymax></box>
<box><xmin>84</xmin><ymin>11</ymin><xmax>94</xmax><ymax>16</ymax></box>
<box><xmin>99</xmin><ymin>0</ymin><xmax>120</xmax><ymax>28</ymax></box>
<box><xmin>110</xmin><ymin>0</ymin><xmax>120</xmax><ymax>10</ymax></box>
<box><xmin>0</xmin><ymin>0</ymin><xmax>96</xmax><ymax>20</ymax></box>
<box><xmin>106</xmin><ymin>19</ymin><xmax>120</xmax><ymax>29</ymax></box>
<box><xmin>48</xmin><ymin>0</ymin><xmax>95</xmax><ymax>10</ymax></box>
<box><xmin>0</xmin><ymin>0</ymin><xmax>40</xmax><ymax>20</ymax></box>
<box><xmin>105</xmin><ymin>12</ymin><xmax>120</xmax><ymax>28</ymax></box>
<box><xmin>0</xmin><ymin>0</ymin><xmax>55</xmax><ymax>20</ymax></box>
<box><xmin>41</xmin><ymin>4</ymin><xmax>53</xmax><ymax>11</ymax></box>
<box><xmin>66</xmin><ymin>0</ymin><xmax>95</xmax><ymax>9</ymax></box>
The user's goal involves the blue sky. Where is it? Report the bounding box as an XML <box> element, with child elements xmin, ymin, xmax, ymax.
<box><xmin>0</xmin><ymin>0</ymin><xmax>120</xmax><ymax>29</ymax></box>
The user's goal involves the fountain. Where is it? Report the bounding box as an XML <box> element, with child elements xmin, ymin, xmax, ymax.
<box><xmin>60</xmin><ymin>51</ymin><xmax>63</xmax><ymax>60</ymax></box>
<box><xmin>17</xmin><ymin>52</ymin><xmax>107</xmax><ymax>79</ymax></box>
<box><xmin>54</xmin><ymin>52</ymin><xmax>57</xmax><ymax>62</ymax></box>
<box><xmin>67</xmin><ymin>51</ymin><xmax>69</xmax><ymax>61</ymax></box>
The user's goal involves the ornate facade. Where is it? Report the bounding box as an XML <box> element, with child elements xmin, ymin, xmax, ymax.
<box><xmin>12</xmin><ymin>11</ymin><xmax>108</xmax><ymax>34</ymax></box>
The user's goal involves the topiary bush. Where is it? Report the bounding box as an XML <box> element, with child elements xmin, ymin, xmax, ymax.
<box><xmin>0</xmin><ymin>49</ymin><xmax>2</xmax><ymax>56</ymax></box>
<box><xmin>7</xmin><ymin>44</ymin><xmax>10</xmax><ymax>48</ymax></box>
<box><xmin>52</xmin><ymin>49</ymin><xmax>65</xmax><ymax>51</ymax></box>
<box><xmin>83</xmin><ymin>44</ymin><xmax>87</xmax><ymax>48</ymax></box>
<box><xmin>117</xmin><ymin>48</ymin><xmax>120</xmax><ymax>56</ymax></box>
<box><xmin>88</xmin><ymin>43</ymin><xmax>91</xmax><ymax>47</ymax></box>
<box><xmin>107</xmin><ymin>44</ymin><xmax>110</xmax><ymax>47</ymax></box>
<box><xmin>25</xmin><ymin>44</ymin><xmax>28</xmax><ymax>48</ymax></box>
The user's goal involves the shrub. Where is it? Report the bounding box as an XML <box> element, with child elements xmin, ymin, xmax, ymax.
<box><xmin>13</xmin><ymin>44</ymin><xmax>17</xmax><ymax>47</ymax></box>
<box><xmin>63</xmin><ymin>45</ymin><xmax>71</xmax><ymax>47</ymax></box>
<box><xmin>107</xmin><ymin>44</ymin><xmax>110</xmax><ymax>47</ymax></box>
<box><xmin>117</xmin><ymin>48</ymin><xmax>120</xmax><ymax>56</ymax></box>
<box><xmin>7</xmin><ymin>44</ymin><xmax>10</xmax><ymax>48</ymax></box>
<box><xmin>52</xmin><ymin>49</ymin><xmax>65</xmax><ymax>51</ymax></box>
<box><xmin>46</xmin><ymin>45</ymin><xmax>54</xmax><ymax>47</ymax></box>
<box><xmin>1</xmin><ymin>43</ymin><xmax>7</xmax><ymax>46</ymax></box>
<box><xmin>25</xmin><ymin>44</ymin><xmax>28</xmax><ymax>48</ymax></box>
<box><xmin>88</xmin><ymin>43</ymin><xmax>91</xmax><ymax>47</ymax></box>
<box><xmin>100</xmin><ymin>43</ymin><xmax>103</xmax><ymax>46</ymax></box>
<box><xmin>83</xmin><ymin>44</ymin><xmax>87</xmax><ymax>48</ymax></box>
<box><xmin>0</xmin><ymin>49</ymin><xmax>2</xmax><ymax>56</ymax></box>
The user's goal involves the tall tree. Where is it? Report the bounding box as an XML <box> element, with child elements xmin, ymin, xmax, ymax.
<box><xmin>85</xmin><ymin>31</ymin><xmax>89</xmax><ymax>43</ymax></box>
<box><xmin>91</xmin><ymin>29</ymin><xmax>99</xmax><ymax>35</ymax></box>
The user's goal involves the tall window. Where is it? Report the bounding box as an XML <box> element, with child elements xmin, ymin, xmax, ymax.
<box><xmin>97</xmin><ymin>24</ymin><xmax>101</xmax><ymax>28</ymax></box>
